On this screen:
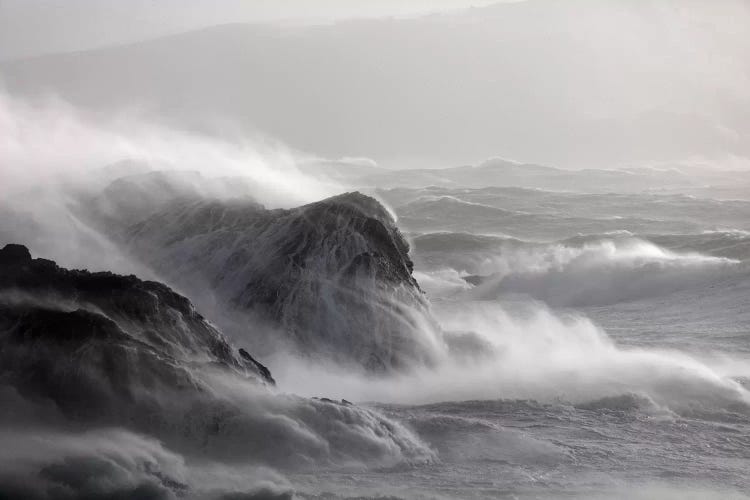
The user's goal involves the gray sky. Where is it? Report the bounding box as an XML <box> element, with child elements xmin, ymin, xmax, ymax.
<box><xmin>0</xmin><ymin>0</ymin><xmax>521</xmax><ymax>60</ymax></box>
<box><xmin>1</xmin><ymin>0</ymin><xmax>748</xmax><ymax>169</ymax></box>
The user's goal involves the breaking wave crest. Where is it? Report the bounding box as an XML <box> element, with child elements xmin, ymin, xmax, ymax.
<box><xmin>416</xmin><ymin>233</ymin><xmax>744</xmax><ymax>306</ymax></box>
<box><xmin>274</xmin><ymin>298</ymin><xmax>750</xmax><ymax>419</ymax></box>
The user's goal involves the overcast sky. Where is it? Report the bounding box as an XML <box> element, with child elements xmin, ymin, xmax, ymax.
<box><xmin>0</xmin><ymin>0</ymin><xmax>523</xmax><ymax>60</ymax></box>
<box><xmin>1</xmin><ymin>0</ymin><xmax>748</xmax><ymax>169</ymax></box>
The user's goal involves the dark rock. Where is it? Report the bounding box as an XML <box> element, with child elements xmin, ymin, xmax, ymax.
<box><xmin>239</xmin><ymin>348</ymin><xmax>275</xmax><ymax>385</ymax></box>
<box><xmin>0</xmin><ymin>243</ymin><xmax>32</xmax><ymax>266</ymax></box>
<box><xmin>0</xmin><ymin>244</ymin><xmax>275</xmax><ymax>423</ymax></box>
<box><xmin>106</xmin><ymin>188</ymin><xmax>441</xmax><ymax>372</ymax></box>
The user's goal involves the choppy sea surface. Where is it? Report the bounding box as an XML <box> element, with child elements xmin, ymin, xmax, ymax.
<box><xmin>284</xmin><ymin>185</ymin><xmax>750</xmax><ymax>499</ymax></box>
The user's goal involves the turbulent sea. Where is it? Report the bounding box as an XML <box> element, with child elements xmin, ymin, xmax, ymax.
<box><xmin>281</xmin><ymin>184</ymin><xmax>750</xmax><ymax>499</ymax></box>
<box><xmin>3</xmin><ymin>4</ymin><xmax>750</xmax><ymax>495</ymax></box>
<box><xmin>3</xmin><ymin>123</ymin><xmax>750</xmax><ymax>498</ymax></box>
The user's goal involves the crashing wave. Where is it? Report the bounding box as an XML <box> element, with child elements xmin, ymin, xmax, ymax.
<box><xmin>411</xmin><ymin>232</ymin><xmax>743</xmax><ymax>307</ymax></box>
<box><xmin>0</xmin><ymin>244</ymin><xmax>435</xmax><ymax>477</ymax></box>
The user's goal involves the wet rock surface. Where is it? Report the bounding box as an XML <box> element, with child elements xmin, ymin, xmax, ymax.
<box><xmin>102</xmin><ymin>185</ymin><xmax>441</xmax><ymax>372</ymax></box>
<box><xmin>0</xmin><ymin>243</ymin><xmax>274</xmax><ymax>424</ymax></box>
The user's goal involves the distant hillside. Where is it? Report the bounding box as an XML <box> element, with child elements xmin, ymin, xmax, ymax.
<box><xmin>2</xmin><ymin>0</ymin><xmax>749</xmax><ymax>168</ymax></box>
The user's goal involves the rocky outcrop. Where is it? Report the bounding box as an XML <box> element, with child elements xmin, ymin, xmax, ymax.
<box><xmin>0</xmin><ymin>243</ymin><xmax>436</xmax><ymax>473</ymax></box>
<box><xmin>118</xmin><ymin>189</ymin><xmax>443</xmax><ymax>371</ymax></box>
<box><xmin>0</xmin><ymin>243</ymin><xmax>273</xmax><ymax>423</ymax></box>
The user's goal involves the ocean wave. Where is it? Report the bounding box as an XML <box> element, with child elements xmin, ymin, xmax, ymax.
<box><xmin>399</xmin><ymin>195</ymin><xmax>518</xmax><ymax>218</ymax></box>
<box><xmin>272</xmin><ymin>299</ymin><xmax>750</xmax><ymax>419</ymax></box>
<box><xmin>411</xmin><ymin>231</ymin><xmax>522</xmax><ymax>253</ymax></box>
<box><xmin>0</xmin><ymin>427</ymin><xmax>296</xmax><ymax>500</ymax></box>
<box><xmin>648</xmin><ymin>230</ymin><xmax>750</xmax><ymax>261</ymax></box>
<box><xmin>418</xmin><ymin>235</ymin><xmax>743</xmax><ymax>307</ymax></box>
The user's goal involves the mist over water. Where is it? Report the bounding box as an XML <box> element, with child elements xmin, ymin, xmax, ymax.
<box><xmin>262</xmin><ymin>183</ymin><xmax>750</xmax><ymax>496</ymax></box>
<box><xmin>3</xmin><ymin>92</ymin><xmax>750</xmax><ymax>499</ymax></box>
<box><xmin>3</xmin><ymin>96</ymin><xmax>750</xmax><ymax>499</ymax></box>
<box><xmin>0</xmin><ymin>92</ymin><xmax>344</xmax><ymax>273</ymax></box>
<box><xmin>0</xmin><ymin>92</ymin><xmax>341</xmax><ymax>203</ymax></box>
<box><xmin>2</xmin><ymin>1</ymin><xmax>750</xmax><ymax>498</ymax></box>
